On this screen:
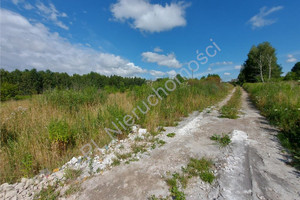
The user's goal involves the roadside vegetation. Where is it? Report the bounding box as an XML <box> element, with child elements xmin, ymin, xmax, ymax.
<box><xmin>149</xmin><ymin>157</ymin><xmax>215</xmax><ymax>200</ymax></box>
<box><xmin>220</xmin><ymin>87</ymin><xmax>242</xmax><ymax>119</ymax></box>
<box><xmin>0</xmin><ymin>74</ymin><xmax>232</xmax><ymax>184</ymax></box>
<box><xmin>244</xmin><ymin>82</ymin><xmax>300</xmax><ymax>169</ymax></box>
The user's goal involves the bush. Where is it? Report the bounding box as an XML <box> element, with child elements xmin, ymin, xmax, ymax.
<box><xmin>48</xmin><ymin>119</ymin><xmax>74</xmax><ymax>146</ymax></box>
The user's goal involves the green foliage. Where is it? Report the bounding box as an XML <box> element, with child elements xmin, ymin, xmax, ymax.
<box><xmin>285</xmin><ymin>62</ymin><xmax>300</xmax><ymax>80</ymax></box>
<box><xmin>0</xmin><ymin>68</ymin><xmax>146</xmax><ymax>101</ymax></box>
<box><xmin>220</xmin><ymin>87</ymin><xmax>242</xmax><ymax>119</ymax></box>
<box><xmin>48</xmin><ymin>119</ymin><xmax>73</xmax><ymax>145</ymax></box>
<box><xmin>244</xmin><ymin>82</ymin><xmax>300</xmax><ymax>169</ymax></box>
<box><xmin>44</xmin><ymin>87</ymin><xmax>107</xmax><ymax>112</ymax></box>
<box><xmin>238</xmin><ymin>42</ymin><xmax>282</xmax><ymax>83</ymax></box>
<box><xmin>0</xmin><ymin>82</ymin><xmax>19</xmax><ymax>101</ymax></box>
<box><xmin>210</xmin><ymin>134</ymin><xmax>231</xmax><ymax>147</ymax></box>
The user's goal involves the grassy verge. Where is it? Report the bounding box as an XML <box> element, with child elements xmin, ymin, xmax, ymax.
<box><xmin>244</xmin><ymin>81</ymin><xmax>300</xmax><ymax>169</ymax></box>
<box><xmin>0</xmin><ymin>78</ymin><xmax>232</xmax><ymax>183</ymax></box>
<box><xmin>220</xmin><ymin>86</ymin><xmax>242</xmax><ymax>119</ymax></box>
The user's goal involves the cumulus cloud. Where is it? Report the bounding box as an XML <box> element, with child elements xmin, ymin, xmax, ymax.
<box><xmin>110</xmin><ymin>0</ymin><xmax>189</xmax><ymax>32</ymax></box>
<box><xmin>36</xmin><ymin>2</ymin><xmax>69</xmax><ymax>30</ymax></box>
<box><xmin>149</xmin><ymin>70</ymin><xmax>165</xmax><ymax>77</ymax></box>
<box><xmin>154</xmin><ymin>47</ymin><xmax>163</xmax><ymax>52</ymax></box>
<box><xmin>224</xmin><ymin>72</ymin><xmax>231</xmax><ymax>76</ymax></box>
<box><xmin>149</xmin><ymin>69</ymin><xmax>177</xmax><ymax>78</ymax></box>
<box><xmin>234</xmin><ymin>65</ymin><xmax>242</xmax><ymax>70</ymax></box>
<box><xmin>0</xmin><ymin>9</ymin><xmax>146</xmax><ymax>77</ymax></box>
<box><xmin>210</xmin><ymin>61</ymin><xmax>233</xmax><ymax>66</ymax></box>
<box><xmin>248</xmin><ymin>6</ymin><xmax>283</xmax><ymax>29</ymax></box>
<box><xmin>286</xmin><ymin>54</ymin><xmax>297</xmax><ymax>63</ymax></box>
<box><xmin>142</xmin><ymin>51</ymin><xmax>182</xmax><ymax>68</ymax></box>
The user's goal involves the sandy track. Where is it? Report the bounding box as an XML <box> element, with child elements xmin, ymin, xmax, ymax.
<box><xmin>67</xmin><ymin>89</ymin><xmax>300</xmax><ymax>200</ymax></box>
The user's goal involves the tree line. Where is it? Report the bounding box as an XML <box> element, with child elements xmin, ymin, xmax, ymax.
<box><xmin>238</xmin><ymin>42</ymin><xmax>300</xmax><ymax>83</ymax></box>
<box><xmin>0</xmin><ymin>69</ymin><xmax>146</xmax><ymax>101</ymax></box>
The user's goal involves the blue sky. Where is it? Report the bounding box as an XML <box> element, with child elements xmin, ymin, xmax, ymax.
<box><xmin>1</xmin><ymin>0</ymin><xmax>299</xmax><ymax>81</ymax></box>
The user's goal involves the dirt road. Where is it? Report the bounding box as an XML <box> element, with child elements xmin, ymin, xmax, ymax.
<box><xmin>67</xmin><ymin>89</ymin><xmax>300</xmax><ymax>200</ymax></box>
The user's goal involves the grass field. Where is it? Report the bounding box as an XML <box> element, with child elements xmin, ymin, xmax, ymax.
<box><xmin>244</xmin><ymin>81</ymin><xmax>300</xmax><ymax>169</ymax></box>
<box><xmin>0</xmin><ymin>78</ymin><xmax>232</xmax><ymax>183</ymax></box>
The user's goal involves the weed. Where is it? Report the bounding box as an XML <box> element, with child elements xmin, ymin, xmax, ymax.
<box><xmin>64</xmin><ymin>168</ymin><xmax>82</xmax><ymax>182</ymax></box>
<box><xmin>116</xmin><ymin>152</ymin><xmax>132</xmax><ymax>160</ymax></box>
<box><xmin>111</xmin><ymin>158</ymin><xmax>121</xmax><ymax>166</ymax></box>
<box><xmin>134</xmin><ymin>136</ymin><xmax>143</xmax><ymax>142</ymax></box>
<box><xmin>64</xmin><ymin>183</ymin><xmax>81</xmax><ymax>197</ymax></box>
<box><xmin>131</xmin><ymin>144</ymin><xmax>147</xmax><ymax>154</ymax></box>
<box><xmin>34</xmin><ymin>184</ymin><xmax>59</xmax><ymax>200</ymax></box>
<box><xmin>157</xmin><ymin>140</ymin><xmax>166</xmax><ymax>146</ymax></box>
<box><xmin>167</xmin><ymin>133</ymin><xmax>176</xmax><ymax>138</ymax></box>
<box><xmin>210</xmin><ymin>134</ymin><xmax>231</xmax><ymax>147</ymax></box>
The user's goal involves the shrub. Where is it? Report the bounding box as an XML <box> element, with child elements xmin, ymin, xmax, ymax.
<box><xmin>48</xmin><ymin>119</ymin><xmax>74</xmax><ymax>146</ymax></box>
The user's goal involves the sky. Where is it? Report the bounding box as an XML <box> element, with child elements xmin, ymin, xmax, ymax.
<box><xmin>0</xmin><ymin>0</ymin><xmax>300</xmax><ymax>81</ymax></box>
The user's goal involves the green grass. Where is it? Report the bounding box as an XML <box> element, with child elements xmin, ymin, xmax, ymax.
<box><xmin>244</xmin><ymin>81</ymin><xmax>300</xmax><ymax>169</ymax></box>
<box><xmin>210</xmin><ymin>134</ymin><xmax>231</xmax><ymax>147</ymax></box>
<box><xmin>220</xmin><ymin>87</ymin><xmax>242</xmax><ymax>119</ymax></box>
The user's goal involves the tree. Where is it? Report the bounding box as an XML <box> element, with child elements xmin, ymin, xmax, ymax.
<box><xmin>238</xmin><ymin>42</ymin><xmax>282</xmax><ymax>83</ymax></box>
<box><xmin>284</xmin><ymin>62</ymin><xmax>300</xmax><ymax>80</ymax></box>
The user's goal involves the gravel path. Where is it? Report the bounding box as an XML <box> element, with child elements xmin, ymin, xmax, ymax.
<box><xmin>67</xmin><ymin>89</ymin><xmax>300</xmax><ymax>200</ymax></box>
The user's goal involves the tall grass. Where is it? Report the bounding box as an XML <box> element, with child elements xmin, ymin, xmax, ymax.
<box><xmin>0</xmin><ymin>78</ymin><xmax>232</xmax><ymax>183</ymax></box>
<box><xmin>244</xmin><ymin>82</ymin><xmax>300</xmax><ymax>169</ymax></box>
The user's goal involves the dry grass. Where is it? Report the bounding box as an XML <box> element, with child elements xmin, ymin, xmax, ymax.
<box><xmin>0</xmin><ymin>79</ymin><xmax>232</xmax><ymax>183</ymax></box>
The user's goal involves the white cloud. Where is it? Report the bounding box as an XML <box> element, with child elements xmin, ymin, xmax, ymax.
<box><xmin>110</xmin><ymin>0</ymin><xmax>189</xmax><ymax>32</ymax></box>
<box><xmin>234</xmin><ymin>65</ymin><xmax>242</xmax><ymax>70</ymax></box>
<box><xmin>207</xmin><ymin>67</ymin><xmax>212</xmax><ymax>71</ymax></box>
<box><xmin>154</xmin><ymin>47</ymin><xmax>163</xmax><ymax>52</ymax></box>
<box><xmin>0</xmin><ymin>9</ymin><xmax>146</xmax><ymax>77</ymax></box>
<box><xmin>149</xmin><ymin>70</ymin><xmax>165</xmax><ymax>77</ymax></box>
<box><xmin>224</xmin><ymin>72</ymin><xmax>231</xmax><ymax>76</ymax></box>
<box><xmin>248</xmin><ymin>6</ymin><xmax>283</xmax><ymax>29</ymax></box>
<box><xmin>36</xmin><ymin>2</ymin><xmax>69</xmax><ymax>30</ymax></box>
<box><xmin>210</xmin><ymin>61</ymin><xmax>233</xmax><ymax>66</ymax></box>
<box><xmin>142</xmin><ymin>51</ymin><xmax>182</xmax><ymax>68</ymax></box>
<box><xmin>286</xmin><ymin>54</ymin><xmax>297</xmax><ymax>63</ymax></box>
<box><xmin>167</xmin><ymin>70</ymin><xmax>177</xmax><ymax>77</ymax></box>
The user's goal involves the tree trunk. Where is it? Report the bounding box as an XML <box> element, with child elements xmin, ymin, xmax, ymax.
<box><xmin>259</xmin><ymin>54</ymin><xmax>264</xmax><ymax>83</ymax></box>
<box><xmin>267</xmin><ymin>55</ymin><xmax>272</xmax><ymax>81</ymax></box>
